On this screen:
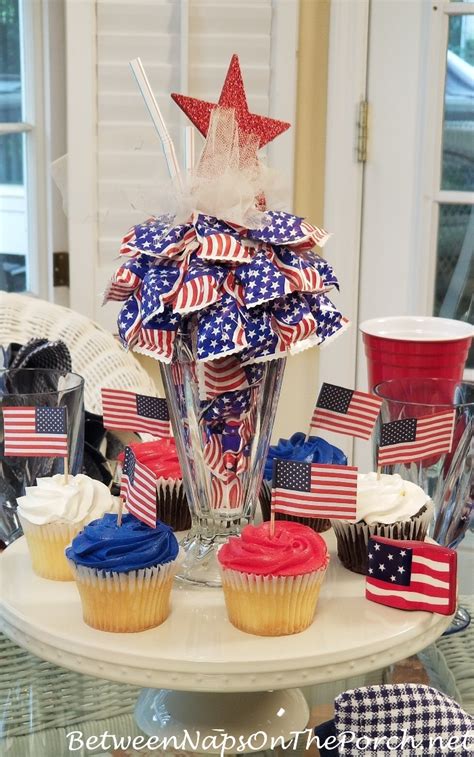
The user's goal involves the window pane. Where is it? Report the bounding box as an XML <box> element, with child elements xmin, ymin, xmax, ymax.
<box><xmin>434</xmin><ymin>204</ymin><xmax>474</xmax><ymax>367</ymax></box>
<box><xmin>0</xmin><ymin>0</ymin><xmax>22</xmax><ymax>123</ymax></box>
<box><xmin>0</xmin><ymin>132</ymin><xmax>27</xmax><ymax>292</ymax></box>
<box><xmin>0</xmin><ymin>131</ymin><xmax>22</xmax><ymax>183</ymax></box>
<box><xmin>441</xmin><ymin>16</ymin><xmax>474</xmax><ymax>191</ymax></box>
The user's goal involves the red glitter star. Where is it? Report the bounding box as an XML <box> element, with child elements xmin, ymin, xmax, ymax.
<box><xmin>171</xmin><ymin>54</ymin><xmax>290</xmax><ymax>149</ymax></box>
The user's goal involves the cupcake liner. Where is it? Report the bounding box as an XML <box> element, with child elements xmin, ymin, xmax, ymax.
<box><xmin>331</xmin><ymin>500</ymin><xmax>434</xmax><ymax>576</ymax></box>
<box><xmin>155</xmin><ymin>476</ymin><xmax>191</xmax><ymax>531</ymax></box>
<box><xmin>259</xmin><ymin>480</ymin><xmax>330</xmax><ymax>534</ymax></box>
<box><xmin>19</xmin><ymin>516</ymin><xmax>83</xmax><ymax>581</ymax></box>
<box><xmin>220</xmin><ymin>566</ymin><xmax>327</xmax><ymax>636</ymax></box>
<box><xmin>68</xmin><ymin>557</ymin><xmax>180</xmax><ymax>632</ymax></box>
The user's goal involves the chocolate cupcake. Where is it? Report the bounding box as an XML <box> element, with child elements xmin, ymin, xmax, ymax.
<box><xmin>260</xmin><ymin>432</ymin><xmax>347</xmax><ymax>533</ymax></box>
<box><xmin>122</xmin><ymin>439</ymin><xmax>191</xmax><ymax>531</ymax></box>
<box><xmin>331</xmin><ymin>472</ymin><xmax>433</xmax><ymax>575</ymax></box>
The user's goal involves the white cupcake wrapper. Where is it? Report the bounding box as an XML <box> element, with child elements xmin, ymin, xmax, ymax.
<box><xmin>19</xmin><ymin>517</ymin><xmax>85</xmax><ymax>539</ymax></box>
<box><xmin>68</xmin><ymin>553</ymin><xmax>181</xmax><ymax>591</ymax></box>
<box><xmin>220</xmin><ymin>566</ymin><xmax>325</xmax><ymax>594</ymax></box>
<box><xmin>155</xmin><ymin>476</ymin><xmax>183</xmax><ymax>491</ymax></box>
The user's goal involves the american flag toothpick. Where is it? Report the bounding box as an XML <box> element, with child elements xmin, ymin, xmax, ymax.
<box><xmin>101</xmin><ymin>388</ymin><xmax>171</xmax><ymax>437</ymax></box>
<box><xmin>311</xmin><ymin>382</ymin><xmax>383</xmax><ymax>441</ymax></box>
<box><xmin>120</xmin><ymin>446</ymin><xmax>157</xmax><ymax>528</ymax></box>
<box><xmin>377</xmin><ymin>410</ymin><xmax>456</xmax><ymax>467</ymax></box>
<box><xmin>271</xmin><ymin>459</ymin><xmax>358</xmax><ymax>524</ymax></box>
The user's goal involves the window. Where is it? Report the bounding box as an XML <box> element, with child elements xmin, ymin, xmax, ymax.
<box><xmin>0</xmin><ymin>0</ymin><xmax>27</xmax><ymax>292</ymax></box>
<box><xmin>0</xmin><ymin>0</ymin><xmax>48</xmax><ymax>296</ymax></box>
<box><xmin>434</xmin><ymin>5</ymin><xmax>474</xmax><ymax>369</ymax></box>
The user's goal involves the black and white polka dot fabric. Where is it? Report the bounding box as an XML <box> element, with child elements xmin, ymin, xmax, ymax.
<box><xmin>334</xmin><ymin>684</ymin><xmax>474</xmax><ymax>756</ymax></box>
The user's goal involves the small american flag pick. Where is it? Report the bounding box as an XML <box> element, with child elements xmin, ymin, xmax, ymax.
<box><xmin>377</xmin><ymin>410</ymin><xmax>456</xmax><ymax>466</ymax></box>
<box><xmin>311</xmin><ymin>382</ymin><xmax>382</xmax><ymax>441</ymax></box>
<box><xmin>366</xmin><ymin>536</ymin><xmax>457</xmax><ymax>615</ymax></box>
<box><xmin>271</xmin><ymin>459</ymin><xmax>358</xmax><ymax>521</ymax></box>
<box><xmin>120</xmin><ymin>447</ymin><xmax>157</xmax><ymax>528</ymax></box>
<box><xmin>2</xmin><ymin>406</ymin><xmax>68</xmax><ymax>458</ymax></box>
<box><xmin>101</xmin><ymin>389</ymin><xmax>171</xmax><ymax>437</ymax></box>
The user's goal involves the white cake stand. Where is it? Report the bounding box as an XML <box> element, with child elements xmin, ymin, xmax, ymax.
<box><xmin>0</xmin><ymin>532</ymin><xmax>452</xmax><ymax>753</ymax></box>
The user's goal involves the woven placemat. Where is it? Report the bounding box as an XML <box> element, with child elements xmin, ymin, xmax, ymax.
<box><xmin>419</xmin><ymin>595</ymin><xmax>474</xmax><ymax>715</ymax></box>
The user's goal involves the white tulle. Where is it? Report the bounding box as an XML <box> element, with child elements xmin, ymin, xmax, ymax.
<box><xmin>52</xmin><ymin>108</ymin><xmax>290</xmax><ymax>230</ymax></box>
<box><xmin>129</xmin><ymin>108</ymin><xmax>289</xmax><ymax>229</ymax></box>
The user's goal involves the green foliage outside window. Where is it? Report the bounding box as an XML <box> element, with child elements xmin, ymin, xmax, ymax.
<box><xmin>0</xmin><ymin>0</ymin><xmax>22</xmax><ymax>184</ymax></box>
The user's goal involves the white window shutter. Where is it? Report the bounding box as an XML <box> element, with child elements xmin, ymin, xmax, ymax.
<box><xmin>66</xmin><ymin>0</ymin><xmax>299</xmax><ymax>326</ymax></box>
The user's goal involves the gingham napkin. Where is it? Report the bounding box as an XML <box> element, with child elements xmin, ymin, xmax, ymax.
<box><xmin>334</xmin><ymin>684</ymin><xmax>474</xmax><ymax>756</ymax></box>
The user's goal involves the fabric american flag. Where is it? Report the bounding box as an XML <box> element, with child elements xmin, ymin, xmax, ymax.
<box><xmin>366</xmin><ymin>536</ymin><xmax>457</xmax><ymax>615</ymax></box>
<box><xmin>127</xmin><ymin>218</ymin><xmax>193</xmax><ymax>259</ymax></box>
<box><xmin>197</xmin><ymin>355</ymin><xmax>249</xmax><ymax>399</ymax></box>
<box><xmin>246</xmin><ymin>211</ymin><xmax>330</xmax><ymax>249</ymax></box>
<box><xmin>272</xmin><ymin>294</ymin><xmax>317</xmax><ymax>348</ymax></box>
<box><xmin>101</xmin><ymin>389</ymin><xmax>171</xmax><ymax>437</ymax></box>
<box><xmin>141</xmin><ymin>265</ymin><xmax>183</xmax><ymax>322</ymax></box>
<box><xmin>104</xmin><ymin>255</ymin><xmax>150</xmax><ymax>303</ymax></box>
<box><xmin>2</xmin><ymin>406</ymin><xmax>68</xmax><ymax>457</ymax></box>
<box><xmin>196</xmin><ymin>293</ymin><xmax>246</xmax><ymax>361</ymax></box>
<box><xmin>120</xmin><ymin>446</ymin><xmax>157</xmax><ymax>528</ymax></box>
<box><xmin>271</xmin><ymin>459</ymin><xmax>358</xmax><ymax>521</ymax></box>
<box><xmin>117</xmin><ymin>292</ymin><xmax>142</xmax><ymax>347</ymax></box>
<box><xmin>194</xmin><ymin>215</ymin><xmax>251</xmax><ymax>263</ymax></box>
<box><xmin>311</xmin><ymin>382</ymin><xmax>383</xmax><ymax>441</ymax></box>
<box><xmin>377</xmin><ymin>410</ymin><xmax>456</xmax><ymax>466</ymax></box>
<box><xmin>173</xmin><ymin>256</ymin><xmax>226</xmax><ymax>314</ymax></box>
<box><xmin>203</xmin><ymin>432</ymin><xmax>226</xmax><ymax>478</ymax></box>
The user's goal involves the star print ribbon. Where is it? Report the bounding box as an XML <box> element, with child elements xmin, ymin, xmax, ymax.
<box><xmin>108</xmin><ymin>207</ymin><xmax>347</xmax><ymax>365</ymax></box>
<box><xmin>133</xmin><ymin>306</ymin><xmax>181</xmax><ymax>364</ymax></box>
<box><xmin>104</xmin><ymin>254</ymin><xmax>152</xmax><ymax>303</ymax></box>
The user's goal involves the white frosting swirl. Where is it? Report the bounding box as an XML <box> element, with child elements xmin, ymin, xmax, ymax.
<box><xmin>17</xmin><ymin>474</ymin><xmax>118</xmax><ymax>526</ymax></box>
<box><xmin>356</xmin><ymin>472</ymin><xmax>428</xmax><ymax>525</ymax></box>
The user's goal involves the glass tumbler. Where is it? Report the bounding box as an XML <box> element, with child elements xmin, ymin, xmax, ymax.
<box><xmin>0</xmin><ymin>369</ymin><xmax>84</xmax><ymax>545</ymax></box>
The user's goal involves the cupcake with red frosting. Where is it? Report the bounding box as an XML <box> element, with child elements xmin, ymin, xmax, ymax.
<box><xmin>218</xmin><ymin>521</ymin><xmax>329</xmax><ymax>636</ymax></box>
<box><xmin>121</xmin><ymin>439</ymin><xmax>190</xmax><ymax>531</ymax></box>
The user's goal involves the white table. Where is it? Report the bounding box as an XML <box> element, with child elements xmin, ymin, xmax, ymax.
<box><xmin>0</xmin><ymin>532</ymin><xmax>452</xmax><ymax>752</ymax></box>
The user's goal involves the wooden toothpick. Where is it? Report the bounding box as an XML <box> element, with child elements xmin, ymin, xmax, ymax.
<box><xmin>117</xmin><ymin>497</ymin><xmax>124</xmax><ymax>527</ymax></box>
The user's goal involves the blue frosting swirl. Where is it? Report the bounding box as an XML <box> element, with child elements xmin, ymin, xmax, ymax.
<box><xmin>65</xmin><ymin>513</ymin><xmax>179</xmax><ymax>573</ymax></box>
<box><xmin>263</xmin><ymin>432</ymin><xmax>347</xmax><ymax>480</ymax></box>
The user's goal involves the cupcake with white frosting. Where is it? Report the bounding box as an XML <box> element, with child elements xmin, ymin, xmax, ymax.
<box><xmin>17</xmin><ymin>474</ymin><xmax>117</xmax><ymax>581</ymax></box>
<box><xmin>331</xmin><ymin>473</ymin><xmax>433</xmax><ymax>575</ymax></box>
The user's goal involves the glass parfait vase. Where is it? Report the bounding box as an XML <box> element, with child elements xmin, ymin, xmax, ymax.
<box><xmin>160</xmin><ymin>330</ymin><xmax>286</xmax><ymax>586</ymax></box>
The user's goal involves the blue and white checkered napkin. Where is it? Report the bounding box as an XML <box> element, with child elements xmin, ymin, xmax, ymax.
<box><xmin>334</xmin><ymin>684</ymin><xmax>474</xmax><ymax>756</ymax></box>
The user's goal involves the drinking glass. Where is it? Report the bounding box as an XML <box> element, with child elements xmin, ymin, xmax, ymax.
<box><xmin>374</xmin><ymin>378</ymin><xmax>473</xmax><ymax>631</ymax></box>
<box><xmin>0</xmin><ymin>369</ymin><xmax>84</xmax><ymax>546</ymax></box>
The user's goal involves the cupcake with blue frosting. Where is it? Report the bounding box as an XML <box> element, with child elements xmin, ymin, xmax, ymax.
<box><xmin>260</xmin><ymin>432</ymin><xmax>347</xmax><ymax>532</ymax></box>
<box><xmin>66</xmin><ymin>513</ymin><xmax>180</xmax><ymax>632</ymax></box>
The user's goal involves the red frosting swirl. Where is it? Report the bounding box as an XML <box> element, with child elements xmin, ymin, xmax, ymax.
<box><xmin>119</xmin><ymin>439</ymin><xmax>182</xmax><ymax>479</ymax></box>
<box><xmin>218</xmin><ymin>521</ymin><xmax>329</xmax><ymax>576</ymax></box>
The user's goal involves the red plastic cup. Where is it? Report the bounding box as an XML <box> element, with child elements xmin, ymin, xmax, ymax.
<box><xmin>360</xmin><ymin>316</ymin><xmax>474</xmax><ymax>391</ymax></box>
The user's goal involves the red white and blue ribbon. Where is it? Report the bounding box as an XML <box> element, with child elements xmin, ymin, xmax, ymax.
<box><xmin>106</xmin><ymin>210</ymin><xmax>347</xmax><ymax>366</ymax></box>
